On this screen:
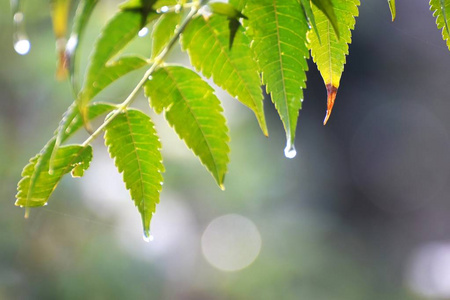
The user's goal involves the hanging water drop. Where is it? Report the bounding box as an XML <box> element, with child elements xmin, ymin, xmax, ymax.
<box><xmin>11</xmin><ymin>0</ymin><xmax>31</xmax><ymax>55</ymax></box>
<box><xmin>284</xmin><ymin>141</ymin><xmax>297</xmax><ymax>159</ymax></box>
<box><xmin>14</xmin><ymin>38</ymin><xmax>30</xmax><ymax>55</ymax></box>
<box><xmin>143</xmin><ymin>231</ymin><xmax>154</xmax><ymax>242</ymax></box>
<box><xmin>138</xmin><ymin>27</ymin><xmax>148</xmax><ymax>37</ymax></box>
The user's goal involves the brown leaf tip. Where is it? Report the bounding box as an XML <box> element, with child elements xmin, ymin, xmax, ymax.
<box><xmin>323</xmin><ymin>84</ymin><xmax>338</xmax><ymax>125</ymax></box>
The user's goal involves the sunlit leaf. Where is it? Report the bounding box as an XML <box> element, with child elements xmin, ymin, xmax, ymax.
<box><xmin>77</xmin><ymin>10</ymin><xmax>156</xmax><ymax>120</ymax></box>
<box><xmin>300</xmin><ymin>0</ymin><xmax>320</xmax><ymax>43</ymax></box>
<box><xmin>181</xmin><ymin>15</ymin><xmax>267</xmax><ymax>136</ymax></box>
<box><xmin>388</xmin><ymin>0</ymin><xmax>396</xmax><ymax>21</ymax></box>
<box><xmin>430</xmin><ymin>0</ymin><xmax>450</xmax><ymax>51</ymax></box>
<box><xmin>16</xmin><ymin>139</ymin><xmax>93</xmax><ymax>207</ymax></box>
<box><xmin>151</xmin><ymin>11</ymin><xmax>182</xmax><ymax>59</ymax></box>
<box><xmin>311</xmin><ymin>0</ymin><xmax>339</xmax><ymax>38</ymax></box>
<box><xmin>144</xmin><ymin>65</ymin><xmax>229</xmax><ymax>187</ymax></box>
<box><xmin>104</xmin><ymin>109</ymin><xmax>164</xmax><ymax>238</ymax></box>
<box><xmin>244</xmin><ymin>0</ymin><xmax>309</xmax><ymax>155</ymax></box>
<box><xmin>66</xmin><ymin>0</ymin><xmax>99</xmax><ymax>93</ymax></box>
<box><xmin>308</xmin><ymin>0</ymin><xmax>359</xmax><ymax>124</ymax></box>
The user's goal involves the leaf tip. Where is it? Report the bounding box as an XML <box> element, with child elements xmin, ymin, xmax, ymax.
<box><xmin>323</xmin><ymin>84</ymin><xmax>338</xmax><ymax>125</ymax></box>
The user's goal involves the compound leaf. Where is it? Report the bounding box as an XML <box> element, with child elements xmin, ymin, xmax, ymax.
<box><xmin>16</xmin><ymin>140</ymin><xmax>93</xmax><ymax>207</ymax></box>
<box><xmin>308</xmin><ymin>0</ymin><xmax>359</xmax><ymax>124</ymax></box>
<box><xmin>244</xmin><ymin>0</ymin><xmax>309</xmax><ymax>155</ymax></box>
<box><xmin>181</xmin><ymin>14</ymin><xmax>267</xmax><ymax>136</ymax></box>
<box><xmin>144</xmin><ymin>65</ymin><xmax>229</xmax><ymax>187</ymax></box>
<box><xmin>104</xmin><ymin>109</ymin><xmax>164</xmax><ymax>238</ymax></box>
<box><xmin>430</xmin><ymin>0</ymin><xmax>450</xmax><ymax>51</ymax></box>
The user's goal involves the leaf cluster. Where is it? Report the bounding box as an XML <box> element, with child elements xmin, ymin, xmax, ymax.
<box><xmin>14</xmin><ymin>0</ymin><xmax>450</xmax><ymax>236</ymax></box>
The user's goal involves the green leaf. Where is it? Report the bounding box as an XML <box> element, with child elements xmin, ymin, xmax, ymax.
<box><xmin>308</xmin><ymin>0</ymin><xmax>359</xmax><ymax>124</ymax></box>
<box><xmin>311</xmin><ymin>0</ymin><xmax>339</xmax><ymax>38</ymax></box>
<box><xmin>16</xmin><ymin>139</ymin><xmax>93</xmax><ymax>207</ymax></box>
<box><xmin>181</xmin><ymin>15</ymin><xmax>267</xmax><ymax>136</ymax></box>
<box><xmin>300</xmin><ymin>0</ymin><xmax>321</xmax><ymax>43</ymax></box>
<box><xmin>208</xmin><ymin>2</ymin><xmax>247</xmax><ymax>19</ymax></box>
<box><xmin>144</xmin><ymin>66</ymin><xmax>230</xmax><ymax>187</ymax></box>
<box><xmin>77</xmin><ymin>10</ymin><xmax>156</xmax><ymax>119</ymax></box>
<box><xmin>79</xmin><ymin>55</ymin><xmax>148</xmax><ymax>106</ymax></box>
<box><xmin>66</xmin><ymin>0</ymin><xmax>99</xmax><ymax>93</ymax></box>
<box><xmin>104</xmin><ymin>109</ymin><xmax>164</xmax><ymax>238</ymax></box>
<box><xmin>388</xmin><ymin>0</ymin><xmax>396</xmax><ymax>21</ymax></box>
<box><xmin>151</xmin><ymin>12</ymin><xmax>182</xmax><ymax>60</ymax></box>
<box><xmin>244</xmin><ymin>0</ymin><xmax>309</xmax><ymax>155</ymax></box>
<box><xmin>430</xmin><ymin>0</ymin><xmax>450</xmax><ymax>51</ymax></box>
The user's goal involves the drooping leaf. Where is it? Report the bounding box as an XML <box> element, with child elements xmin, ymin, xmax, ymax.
<box><xmin>50</xmin><ymin>0</ymin><xmax>72</xmax><ymax>80</ymax></box>
<box><xmin>66</xmin><ymin>0</ymin><xmax>99</xmax><ymax>93</ymax></box>
<box><xmin>16</xmin><ymin>139</ymin><xmax>93</xmax><ymax>207</ymax></box>
<box><xmin>311</xmin><ymin>0</ymin><xmax>339</xmax><ymax>38</ymax></box>
<box><xmin>77</xmin><ymin>10</ymin><xmax>156</xmax><ymax>120</ymax></box>
<box><xmin>104</xmin><ymin>109</ymin><xmax>164</xmax><ymax>238</ymax></box>
<box><xmin>300</xmin><ymin>0</ymin><xmax>320</xmax><ymax>43</ymax></box>
<box><xmin>388</xmin><ymin>0</ymin><xmax>396</xmax><ymax>21</ymax></box>
<box><xmin>244</xmin><ymin>0</ymin><xmax>309</xmax><ymax>155</ymax></box>
<box><xmin>430</xmin><ymin>0</ymin><xmax>450</xmax><ymax>51</ymax></box>
<box><xmin>144</xmin><ymin>65</ymin><xmax>230</xmax><ymax>187</ymax></box>
<box><xmin>181</xmin><ymin>15</ymin><xmax>267</xmax><ymax>136</ymax></box>
<box><xmin>308</xmin><ymin>0</ymin><xmax>359</xmax><ymax>124</ymax></box>
<box><xmin>151</xmin><ymin>11</ymin><xmax>182</xmax><ymax>59</ymax></box>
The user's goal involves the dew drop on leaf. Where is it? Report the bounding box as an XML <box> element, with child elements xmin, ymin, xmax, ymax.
<box><xmin>284</xmin><ymin>141</ymin><xmax>297</xmax><ymax>159</ymax></box>
<box><xmin>138</xmin><ymin>27</ymin><xmax>148</xmax><ymax>37</ymax></box>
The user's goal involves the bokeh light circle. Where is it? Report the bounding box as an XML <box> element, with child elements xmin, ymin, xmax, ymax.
<box><xmin>201</xmin><ymin>214</ymin><xmax>262</xmax><ymax>272</ymax></box>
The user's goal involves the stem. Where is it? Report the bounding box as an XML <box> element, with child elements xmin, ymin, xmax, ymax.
<box><xmin>81</xmin><ymin>4</ymin><xmax>200</xmax><ymax>148</ymax></box>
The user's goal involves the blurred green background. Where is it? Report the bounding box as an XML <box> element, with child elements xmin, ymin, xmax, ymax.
<box><xmin>2</xmin><ymin>0</ymin><xmax>450</xmax><ymax>299</ymax></box>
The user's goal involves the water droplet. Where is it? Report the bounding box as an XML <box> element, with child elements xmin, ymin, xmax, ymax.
<box><xmin>14</xmin><ymin>38</ymin><xmax>30</xmax><ymax>55</ymax></box>
<box><xmin>148</xmin><ymin>75</ymin><xmax>153</xmax><ymax>80</ymax></box>
<box><xmin>284</xmin><ymin>141</ymin><xmax>297</xmax><ymax>159</ymax></box>
<box><xmin>44</xmin><ymin>203</ymin><xmax>48</xmax><ymax>206</ymax></box>
<box><xmin>143</xmin><ymin>231</ymin><xmax>154</xmax><ymax>242</ymax></box>
<box><xmin>160</xmin><ymin>6</ymin><xmax>169</xmax><ymax>13</ymax></box>
<box><xmin>11</xmin><ymin>0</ymin><xmax>31</xmax><ymax>55</ymax></box>
<box><xmin>138</xmin><ymin>27</ymin><xmax>148</xmax><ymax>37</ymax></box>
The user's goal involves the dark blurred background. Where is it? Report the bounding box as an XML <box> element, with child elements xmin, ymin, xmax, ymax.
<box><xmin>2</xmin><ymin>0</ymin><xmax>450</xmax><ymax>299</ymax></box>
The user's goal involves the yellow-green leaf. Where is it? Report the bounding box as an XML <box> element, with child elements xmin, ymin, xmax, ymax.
<box><xmin>144</xmin><ymin>66</ymin><xmax>230</xmax><ymax>187</ymax></box>
<box><xmin>181</xmin><ymin>14</ymin><xmax>267</xmax><ymax>136</ymax></box>
<box><xmin>151</xmin><ymin>12</ymin><xmax>182</xmax><ymax>60</ymax></box>
<box><xmin>308</xmin><ymin>0</ymin><xmax>359</xmax><ymax>124</ymax></box>
<box><xmin>388</xmin><ymin>0</ymin><xmax>396</xmax><ymax>21</ymax></box>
